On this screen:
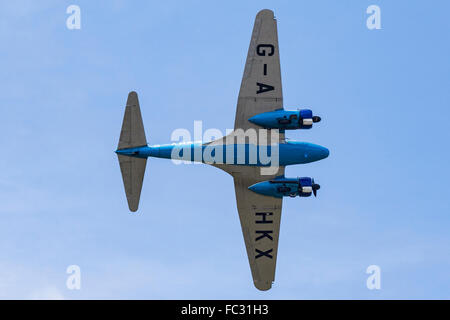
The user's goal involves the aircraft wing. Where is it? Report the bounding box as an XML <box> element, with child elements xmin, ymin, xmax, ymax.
<box><xmin>234</xmin><ymin>9</ymin><xmax>283</xmax><ymax>131</ymax></box>
<box><xmin>209</xmin><ymin>9</ymin><xmax>286</xmax><ymax>290</ymax></box>
<box><xmin>232</xmin><ymin>12</ymin><xmax>285</xmax><ymax>290</ymax></box>
<box><xmin>226</xmin><ymin>166</ymin><xmax>285</xmax><ymax>291</ymax></box>
<box><xmin>208</xmin><ymin>9</ymin><xmax>284</xmax><ymax>147</ymax></box>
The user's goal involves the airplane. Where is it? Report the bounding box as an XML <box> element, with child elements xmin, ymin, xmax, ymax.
<box><xmin>115</xmin><ymin>9</ymin><xmax>329</xmax><ymax>291</ymax></box>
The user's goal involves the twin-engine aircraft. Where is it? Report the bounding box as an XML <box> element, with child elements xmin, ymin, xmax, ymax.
<box><xmin>116</xmin><ymin>9</ymin><xmax>329</xmax><ymax>291</ymax></box>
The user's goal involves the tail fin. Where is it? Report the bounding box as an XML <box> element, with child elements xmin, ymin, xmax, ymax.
<box><xmin>116</xmin><ymin>91</ymin><xmax>147</xmax><ymax>212</ymax></box>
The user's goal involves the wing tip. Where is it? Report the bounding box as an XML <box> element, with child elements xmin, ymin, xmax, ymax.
<box><xmin>127</xmin><ymin>91</ymin><xmax>138</xmax><ymax>106</ymax></box>
<box><xmin>256</xmin><ymin>9</ymin><xmax>274</xmax><ymax>19</ymax></box>
<box><xmin>254</xmin><ymin>280</ymin><xmax>273</xmax><ymax>291</ymax></box>
<box><xmin>128</xmin><ymin>203</ymin><xmax>139</xmax><ymax>212</ymax></box>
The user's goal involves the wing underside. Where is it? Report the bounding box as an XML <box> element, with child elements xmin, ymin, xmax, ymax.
<box><xmin>234</xmin><ymin>9</ymin><xmax>283</xmax><ymax>131</ymax></box>
<box><xmin>234</xmin><ymin>10</ymin><xmax>285</xmax><ymax>290</ymax></box>
<box><xmin>222</xmin><ymin>165</ymin><xmax>284</xmax><ymax>291</ymax></box>
<box><xmin>210</xmin><ymin>9</ymin><xmax>286</xmax><ymax>290</ymax></box>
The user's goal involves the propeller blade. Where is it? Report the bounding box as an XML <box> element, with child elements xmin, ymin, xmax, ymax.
<box><xmin>312</xmin><ymin>179</ymin><xmax>320</xmax><ymax>197</ymax></box>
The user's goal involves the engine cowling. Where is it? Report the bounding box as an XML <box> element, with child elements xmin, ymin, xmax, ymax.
<box><xmin>248</xmin><ymin>109</ymin><xmax>321</xmax><ymax>130</ymax></box>
<box><xmin>248</xmin><ymin>177</ymin><xmax>320</xmax><ymax>198</ymax></box>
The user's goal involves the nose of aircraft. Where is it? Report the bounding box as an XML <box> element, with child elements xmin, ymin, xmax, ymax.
<box><xmin>318</xmin><ymin>145</ymin><xmax>330</xmax><ymax>159</ymax></box>
<box><xmin>308</xmin><ymin>144</ymin><xmax>329</xmax><ymax>162</ymax></box>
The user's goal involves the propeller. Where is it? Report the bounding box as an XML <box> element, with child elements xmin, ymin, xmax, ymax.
<box><xmin>312</xmin><ymin>116</ymin><xmax>321</xmax><ymax>123</ymax></box>
<box><xmin>312</xmin><ymin>178</ymin><xmax>321</xmax><ymax>197</ymax></box>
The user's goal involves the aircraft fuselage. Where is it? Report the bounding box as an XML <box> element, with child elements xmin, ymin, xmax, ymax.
<box><xmin>116</xmin><ymin>140</ymin><xmax>329</xmax><ymax>167</ymax></box>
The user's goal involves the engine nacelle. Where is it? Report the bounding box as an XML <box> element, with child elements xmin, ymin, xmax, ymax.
<box><xmin>248</xmin><ymin>109</ymin><xmax>321</xmax><ymax>130</ymax></box>
<box><xmin>248</xmin><ymin>177</ymin><xmax>320</xmax><ymax>198</ymax></box>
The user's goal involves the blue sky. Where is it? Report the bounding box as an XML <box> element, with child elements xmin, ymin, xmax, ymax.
<box><xmin>0</xmin><ymin>0</ymin><xmax>449</xmax><ymax>299</ymax></box>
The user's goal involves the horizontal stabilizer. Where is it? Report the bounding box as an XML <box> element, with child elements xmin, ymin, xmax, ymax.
<box><xmin>117</xmin><ymin>91</ymin><xmax>148</xmax><ymax>212</ymax></box>
<box><xmin>117</xmin><ymin>154</ymin><xmax>146</xmax><ymax>212</ymax></box>
<box><xmin>118</xmin><ymin>91</ymin><xmax>147</xmax><ymax>150</ymax></box>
